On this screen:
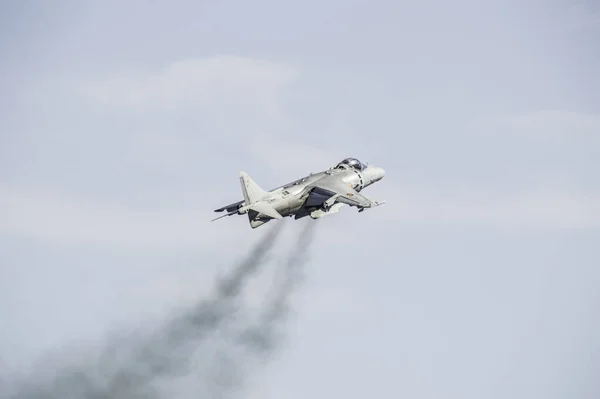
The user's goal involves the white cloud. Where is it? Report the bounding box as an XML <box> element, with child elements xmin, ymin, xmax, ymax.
<box><xmin>15</xmin><ymin>56</ymin><xmax>306</xmax><ymax>174</ymax></box>
<box><xmin>5</xmin><ymin>180</ymin><xmax>592</xmax><ymax>255</ymax></box>
<box><xmin>10</xmin><ymin>56</ymin><xmax>597</xmax><ymax>253</ymax></box>
<box><xmin>0</xmin><ymin>184</ymin><xmax>251</xmax><ymax>251</ymax></box>
<box><xmin>76</xmin><ymin>55</ymin><xmax>299</xmax><ymax>115</ymax></box>
<box><xmin>0</xmin><ymin>180</ymin><xmax>352</xmax><ymax>250</ymax></box>
<box><xmin>17</xmin><ymin>54</ymin><xmax>352</xmax><ymax>180</ymax></box>
<box><xmin>71</xmin><ymin>55</ymin><xmax>343</xmax><ymax>180</ymax></box>
<box><xmin>373</xmin><ymin>184</ymin><xmax>600</xmax><ymax>228</ymax></box>
<box><xmin>451</xmin><ymin>109</ymin><xmax>600</xmax><ymax>227</ymax></box>
<box><xmin>248</xmin><ymin>136</ymin><xmax>343</xmax><ymax>180</ymax></box>
<box><xmin>1</xmin><ymin>55</ymin><xmax>339</xmax><ymax>249</ymax></box>
<box><xmin>470</xmin><ymin>110</ymin><xmax>600</xmax><ymax>141</ymax></box>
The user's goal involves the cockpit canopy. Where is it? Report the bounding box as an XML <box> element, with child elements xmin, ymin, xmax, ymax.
<box><xmin>335</xmin><ymin>157</ymin><xmax>367</xmax><ymax>171</ymax></box>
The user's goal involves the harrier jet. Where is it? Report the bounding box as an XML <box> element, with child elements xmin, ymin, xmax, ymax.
<box><xmin>212</xmin><ymin>158</ymin><xmax>386</xmax><ymax>229</ymax></box>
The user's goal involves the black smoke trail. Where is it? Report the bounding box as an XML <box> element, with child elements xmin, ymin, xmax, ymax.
<box><xmin>238</xmin><ymin>221</ymin><xmax>316</xmax><ymax>355</ymax></box>
<box><xmin>4</xmin><ymin>220</ymin><xmax>317</xmax><ymax>399</ymax></box>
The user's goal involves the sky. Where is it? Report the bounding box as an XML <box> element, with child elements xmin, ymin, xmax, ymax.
<box><xmin>1</xmin><ymin>0</ymin><xmax>599</xmax><ymax>397</ymax></box>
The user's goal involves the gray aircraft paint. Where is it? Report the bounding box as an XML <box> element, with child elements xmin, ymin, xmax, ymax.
<box><xmin>213</xmin><ymin>157</ymin><xmax>386</xmax><ymax>228</ymax></box>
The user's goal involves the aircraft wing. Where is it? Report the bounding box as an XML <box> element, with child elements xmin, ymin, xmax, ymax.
<box><xmin>311</xmin><ymin>176</ymin><xmax>385</xmax><ymax>209</ymax></box>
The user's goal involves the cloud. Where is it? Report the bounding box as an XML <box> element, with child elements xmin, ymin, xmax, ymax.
<box><xmin>1</xmin><ymin>55</ymin><xmax>337</xmax><ymax>249</ymax></box>
<box><xmin>14</xmin><ymin>54</ymin><xmax>355</xmax><ymax>180</ymax></box>
<box><xmin>75</xmin><ymin>55</ymin><xmax>299</xmax><ymax>115</ymax></box>
<box><xmin>13</xmin><ymin>55</ymin><xmax>306</xmax><ymax>179</ymax></box>
<box><xmin>5</xmin><ymin>173</ymin><xmax>594</xmax><ymax>256</ymax></box>
<box><xmin>10</xmin><ymin>55</ymin><xmax>597</xmax><ymax>251</ymax></box>
<box><xmin>374</xmin><ymin>184</ymin><xmax>600</xmax><ymax>228</ymax></box>
<box><xmin>0</xmin><ymin>184</ymin><xmax>249</xmax><ymax>251</ymax></box>
<box><xmin>0</xmin><ymin>180</ymin><xmax>349</xmax><ymax>252</ymax></box>
<box><xmin>247</xmin><ymin>136</ymin><xmax>343</xmax><ymax>180</ymax></box>
<box><xmin>470</xmin><ymin>110</ymin><xmax>600</xmax><ymax>141</ymax></box>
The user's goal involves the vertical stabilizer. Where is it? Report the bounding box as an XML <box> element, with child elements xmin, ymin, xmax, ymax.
<box><xmin>239</xmin><ymin>171</ymin><xmax>268</xmax><ymax>205</ymax></box>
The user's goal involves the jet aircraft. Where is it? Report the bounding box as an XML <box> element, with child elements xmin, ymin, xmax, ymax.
<box><xmin>212</xmin><ymin>157</ymin><xmax>386</xmax><ymax>229</ymax></box>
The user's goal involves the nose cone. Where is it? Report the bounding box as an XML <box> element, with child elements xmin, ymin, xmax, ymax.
<box><xmin>363</xmin><ymin>166</ymin><xmax>385</xmax><ymax>185</ymax></box>
<box><xmin>372</xmin><ymin>166</ymin><xmax>385</xmax><ymax>181</ymax></box>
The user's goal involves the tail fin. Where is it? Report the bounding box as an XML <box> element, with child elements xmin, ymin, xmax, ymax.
<box><xmin>239</xmin><ymin>171</ymin><xmax>268</xmax><ymax>205</ymax></box>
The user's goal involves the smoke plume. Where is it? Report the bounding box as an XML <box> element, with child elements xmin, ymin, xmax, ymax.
<box><xmin>3</xmin><ymin>220</ymin><xmax>317</xmax><ymax>399</ymax></box>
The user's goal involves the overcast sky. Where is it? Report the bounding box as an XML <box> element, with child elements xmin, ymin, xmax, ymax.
<box><xmin>1</xmin><ymin>0</ymin><xmax>599</xmax><ymax>398</ymax></box>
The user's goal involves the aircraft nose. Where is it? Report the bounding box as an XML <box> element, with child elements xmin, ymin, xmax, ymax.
<box><xmin>372</xmin><ymin>166</ymin><xmax>385</xmax><ymax>181</ymax></box>
<box><xmin>364</xmin><ymin>166</ymin><xmax>385</xmax><ymax>183</ymax></box>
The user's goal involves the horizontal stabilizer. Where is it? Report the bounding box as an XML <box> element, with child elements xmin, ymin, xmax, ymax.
<box><xmin>248</xmin><ymin>201</ymin><xmax>283</xmax><ymax>220</ymax></box>
<box><xmin>214</xmin><ymin>200</ymin><xmax>244</xmax><ymax>213</ymax></box>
